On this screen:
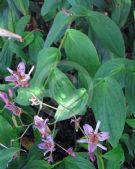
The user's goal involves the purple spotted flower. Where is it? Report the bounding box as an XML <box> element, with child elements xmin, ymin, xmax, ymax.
<box><xmin>38</xmin><ymin>135</ymin><xmax>55</xmax><ymax>163</ymax></box>
<box><xmin>5</xmin><ymin>62</ymin><xmax>34</xmax><ymax>87</ymax></box>
<box><xmin>0</xmin><ymin>91</ymin><xmax>21</xmax><ymax>116</ymax></box>
<box><xmin>34</xmin><ymin>115</ymin><xmax>50</xmax><ymax>138</ymax></box>
<box><xmin>78</xmin><ymin>121</ymin><xmax>109</xmax><ymax>161</ymax></box>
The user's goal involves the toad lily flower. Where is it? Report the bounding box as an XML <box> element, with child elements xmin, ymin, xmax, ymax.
<box><xmin>0</xmin><ymin>91</ymin><xmax>22</xmax><ymax>116</ymax></box>
<box><xmin>38</xmin><ymin>135</ymin><xmax>55</xmax><ymax>163</ymax></box>
<box><xmin>78</xmin><ymin>121</ymin><xmax>109</xmax><ymax>161</ymax></box>
<box><xmin>5</xmin><ymin>62</ymin><xmax>34</xmax><ymax>87</ymax></box>
<box><xmin>34</xmin><ymin>115</ymin><xmax>51</xmax><ymax>138</ymax></box>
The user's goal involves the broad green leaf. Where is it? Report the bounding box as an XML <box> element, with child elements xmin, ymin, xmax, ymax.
<box><xmin>91</xmin><ymin>77</ymin><xmax>126</xmax><ymax>147</ymax></box>
<box><xmin>32</xmin><ymin>47</ymin><xmax>61</xmax><ymax>87</ymax></box>
<box><xmin>49</xmin><ymin>68</ymin><xmax>75</xmax><ymax>104</ymax></box>
<box><xmin>22</xmin><ymin>160</ymin><xmax>51</xmax><ymax>169</ymax></box>
<box><xmin>55</xmin><ymin>88</ymin><xmax>88</xmax><ymax>121</ymax></box>
<box><xmin>88</xmin><ymin>11</ymin><xmax>125</xmax><ymax>57</ymax></box>
<box><xmin>64</xmin><ymin>29</ymin><xmax>100</xmax><ymax>76</ymax></box>
<box><xmin>9</xmin><ymin>41</ymin><xmax>27</xmax><ymax>61</ymax></box>
<box><xmin>0</xmin><ymin>147</ymin><xmax>19</xmax><ymax>169</ymax></box>
<box><xmin>125</xmin><ymin>60</ymin><xmax>135</xmax><ymax>115</ymax></box>
<box><xmin>111</xmin><ymin>0</ymin><xmax>131</xmax><ymax>28</ymax></box>
<box><xmin>13</xmin><ymin>0</ymin><xmax>29</xmax><ymax>15</ymax></box>
<box><xmin>15</xmin><ymin>86</ymin><xmax>43</xmax><ymax>106</ymax></box>
<box><xmin>0</xmin><ymin>41</ymin><xmax>12</xmax><ymax>74</ymax></box>
<box><xmin>93</xmin><ymin>0</ymin><xmax>107</xmax><ymax>8</ymax></box>
<box><xmin>121</xmin><ymin>133</ymin><xmax>134</xmax><ymax>157</ymax></box>
<box><xmin>7</xmin><ymin>7</ymin><xmax>16</xmax><ymax>32</ymax></box>
<box><xmin>28</xmin><ymin>32</ymin><xmax>44</xmax><ymax>64</ymax></box>
<box><xmin>103</xmin><ymin>144</ymin><xmax>124</xmax><ymax>163</ymax></box>
<box><xmin>67</xmin><ymin>0</ymin><xmax>93</xmax><ymax>8</ymax></box>
<box><xmin>16</xmin><ymin>15</ymin><xmax>30</xmax><ymax>34</ymax></box>
<box><xmin>44</xmin><ymin>11</ymin><xmax>73</xmax><ymax>48</ymax></box>
<box><xmin>20</xmin><ymin>32</ymin><xmax>34</xmax><ymax>48</ymax></box>
<box><xmin>94</xmin><ymin>58</ymin><xmax>126</xmax><ymax>87</ymax></box>
<box><xmin>41</xmin><ymin>0</ymin><xmax>61</xmax><ymax>16</ymax></box>
<box><xmin>126</xmin><ymin>119</ymin><xmax>135</xmax><ymax>128</ymax></box>
<box><xmin>63</xmin><ymin>154</ymin><xmax>96</xmax><ymax>169</ymax></box>
<box><xmin>105</xmin><ymin>160</ymin><xmax>122</xmax><ymax>169</ymax></box>
<box><xmin>0</xmin><ymin>115</ymin><xmax>17</xmax><ymax>145</ymax></box>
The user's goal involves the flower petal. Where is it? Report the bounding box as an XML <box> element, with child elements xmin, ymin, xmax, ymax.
<box><xmin>38</xmin><ymin>143</ymin><xmax>46</xmax><ymax>150</ymax></box>
<box><xmin>89</xmin><ymin>152</ymin><xmax>95</xmax><ymax>162</ymax></box>
<box><xmin>88</xmin><ymin>144</ymin><xmax>97</xmax><ymax>154</ymax></box>
<box><xmin>83</xmin><ymin>124</ymin><xmax>93</xmax><ymax>135</ymax></box>
<box><xmin>98</xmin><ymin>132</ymin><xmax>109</xmax><ymax>141</ymax></box>
<box><xmin>5</xmin><ymin>75</ymin><xmax>17</xmax><ymax>82</ymax></box>
<box><xmin>97</xmin><ymin>143</ymin><xmax>107</xmax><ymax>151</ymax></box>
<box><xmin>17</xmin><ymin>62</ymin><xmax>25</xmax><ymax>76</ymax></box>
<box><xmin>0</xmin><ymin>92</ymin><xmax>9</xmax><ymax>104</ymax></box>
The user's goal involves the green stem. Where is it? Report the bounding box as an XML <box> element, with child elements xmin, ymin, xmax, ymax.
<box><xmin>59</xmin><ymin>32</ymin><xmax>67</xmax><ymax>50</ymax></box>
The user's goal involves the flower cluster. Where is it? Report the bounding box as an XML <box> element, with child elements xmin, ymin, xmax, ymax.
<box><xmin>34</xmin><ymin>115</ymin><xmax>55</xmax><ymax>163</ymax></box>
<box><xmin>34</xmin><ymin>115</ymin><xmax>76</xmax><ymax>162</ymax></box>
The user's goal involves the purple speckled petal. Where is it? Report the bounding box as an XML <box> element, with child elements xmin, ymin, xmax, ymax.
<box><xmin>5</xmin><ymin>75</ymin><xmax>18</xmax><ymax>82</ymax></box>
<box><xmin>5</xmin><ymin>103</ymin><xmax>21</xmax><ymax>116</ymax></box>
<box><xmin>83</xmin><ymin>124</ymin><xmax>93</xmax><ymax>135</ymax></box>
<box><xmin>0</xmin><ymin>92</ymin><xmax>9</xmax><ymax>104</ymax></box>
<box><xmin>88</xmin><ymin>144</ymin><xmax>97</xmax><ymax>154</ymax></box>
<box><xmin>17</xmin><ymin>62</ymin><xmax>25</xmax><ymax>76</ymax></box>
<box><xmin>98</xmin><ymin>132</ymin><xmax>109</xmax><ymax>141</ymax></box>
<box><xmin>38</xmin><ymin>142</ymin><xmax>46</xmax><ymax>150</ymax></box>
<box><xmin>89</xmin><ymin>152</ymin><xmax>95</xmax><ymax>162</ymax></box>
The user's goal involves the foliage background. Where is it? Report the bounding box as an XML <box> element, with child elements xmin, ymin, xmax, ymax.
<box><xmin>0</xmin><ymin>0</ymin><xmax>135</xmax><ymax>169</ymax></box>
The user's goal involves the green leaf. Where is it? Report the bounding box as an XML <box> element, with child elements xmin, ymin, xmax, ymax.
<box><xmin>49</xmin><ymin>68</ymin><xmax>75</xmax><ymax>104</ymax></box>
<box><xmin>44</xmin><ymin>11</ymin><xmax>73</xmax><ymax>48</ymax></box>
<box><xmin>91</xmin><ymin>77</ymin><xmax>126</xmax><ymax>147</ymax></box>
<box><xmin>41</xmin><ymin>0</ymin><xmax>61</xmax><ymax>16</ymax></box>
<box><xmin>0</xmin><ymin>41</ymin><xmax>13</xmax><ymax>75</ymax></box>
<box><xmin>32</xmin><ymin>47</ymin><xmax>61</xmax><ymax>87</ymax></box>
<box><xmin>22</xmin><ymin>160</ymin><xmax>51</xmax><ymax>169</ymax></box>
<box><xmin>63</xmin><ymin>154</ymin><xmax>96</xmax><ymax>169</ymax></box>
<box><xmin>9</xmin><ymin>41</ymin><xmax>27</xmax><ymax>61</ymax></box>
<box><xmin>94</xmin><ymin>58</ymin><xmax>126</xmax><ymax>87</ymax></box>
<box><xmin>0</xmin><ymin>115</ymin><xmax>17</xmax><ymax>145</ymax></box>
<box><xmin>15</xmin><ymin>86</ymin><xmax>43</xmax><ymax>106</ymax></box>
<box><xmin>20</xmin><ymin>32</ymin><xmax>34</xmax><ymax>48</ymax></box>
<box><xmin>125</xmin><ymin>60</ymin><xmax>135</xmax><ymax>115</ymax></box>
<box><xmin>55</xmin><ymin>88</ymin><xmax>88</xmax><ymax>121</ymax></box>
<box><xmin>126</xmin><ymin>119</ymin><xmax>135</xmax><ymax>128</ymax></box>
<box><xmin>0</xmin><ymin>147</ymin><xmax>19</xmax><ymax>169</ymax></box>
<box><xmin>64</xmin><ymin>29</ymin><xmax>100</xmax><ymax>76</ymax></box>
<box><xmin>16</xmin><ymin>15</ymin><xmax>30</xmax><ymax>34</ymax></box>
<box><xmin>88</xmin><ymin>11</ymin><xmax>125</xmax><ymax>57</ymax></box>
<box><xmin>28</xmin><ymin>32</ymin><xmax>44</xmax><ymax>64</ymax></box>
<box><xmin>105</xmin><ymin>161</ymin><xmax>122</xmax><ymax>169</ymax></box>
<box><xmin>103</xmin><ymin>144</ymin><xmax>124</xmax><ymax>163</ymax></box>
<box><xmin>67</xmin><ymin>0</ymin><xmax>93</xmax><ymax>8</ymax></box>
<box><xmin>121</xmin><ymin>133</ymin><xmax>134</xmax><ymax>157</ymax></box>
<box><xmin>13</xmin><ymin>0</ymin><xmax>29</xmax><ymax>15</ymax></box>
<box><xmin>111</xmin><ymin>0</ymin><xmax>131</xmax><ymax>28</ymax></box>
